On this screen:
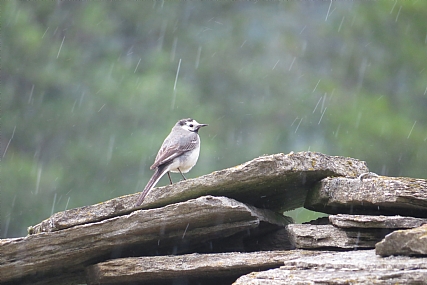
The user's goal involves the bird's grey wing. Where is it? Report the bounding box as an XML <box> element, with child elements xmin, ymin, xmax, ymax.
<box><xmin>150</xmin><ymin>132</ymin><xmax>198</xmax><ymax>169</ymax></box>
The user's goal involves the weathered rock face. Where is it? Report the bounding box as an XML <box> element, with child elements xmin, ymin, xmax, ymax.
<box><xmin>287</xmin><ymin>214</ymin><xmax>427</xmax><ymax>251</ymax></box>
<box><xmin>287</xmin><ymin>224</ymin><xmax>393</xmax><ymax>250</ymax></box>
<box><xmin>376</xmin><ymin>224</ymin><xmax>427</xmax><ymax>257</ymax></box>
<box><xmin>233</xmin><ymin>249</ymin><xmax>427</xmax><ymax>285</ymax></box>
<box><xmin>1</xmin><ymin>196</ymin><xmax>292</xmax><ymax>284</ymax></box>
<box><xmin>305</xmin><ymin>176</ymin><xmax>427</xmax><ymax>217</ymax></box>
<box><xmin>329</xmin><ymin>214</ymin><xmax>427</xmax><ymax>229</ymax></box>
<box><xmin>3</xmin><ymin>152</ymin><xmax>427</xmax><ymax>285</ymax></box>
<box><xmin>30</xmin><ymin>152</ymin><xmax>368</xmax><ymax>234</ymax></box>
<box><xmin>86</xmin><ymin>251</ymin><xmax>296</xmax><ymax>285</ymax></box>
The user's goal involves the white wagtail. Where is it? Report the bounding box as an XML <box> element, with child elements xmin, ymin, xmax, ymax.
<box><xmin>135</xmin><ymin>118</ymin><xmax>208</xmax><ymax>206</ymax></box>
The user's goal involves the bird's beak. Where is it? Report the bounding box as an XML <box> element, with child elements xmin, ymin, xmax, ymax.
<box><xmin>196</xmin><ymin>123</ymin><xmax>208</xmax><ymax>130</ymax></box>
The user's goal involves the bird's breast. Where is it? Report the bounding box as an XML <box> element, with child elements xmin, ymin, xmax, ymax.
<box><xmin>169</xmin><ymin>147</ymin><xmax>200</xmax><ymax>173</ymax></box>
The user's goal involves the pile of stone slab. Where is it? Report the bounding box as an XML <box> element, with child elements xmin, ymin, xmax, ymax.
<box><xmin>288</xmin><ymin>175</ymin><xmax>427</xmax><ymax>253</ymax></box>
<box><xmin>1</xmin><ymin>151</ymin><xmax>426</xmax><ymax>285</ymax></box>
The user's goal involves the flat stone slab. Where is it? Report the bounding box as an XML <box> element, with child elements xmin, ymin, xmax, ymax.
<box><xmin>30</xmin><ymin>151</ymin><xmax>368</xmax><ymax>234</ymax></box>
<box><xmin>305</xmin><ymin>176</ymin><xmax>427</xmax><ymax>217</ymax></box>
<box><xmin>1</xmin><ymin>196</ymin><xmax>291</xmax><ymax>284</ymax></box>
<box><xmin>287</xmin><ymin>224</ymin><xmax>392</xmax><ymax>250</ymax></box>
<box><xmin>376</xmin><ymin>224</ymin><xmax>427</xmax><ymax>257</ymax></box>
<box><xmin>330</xmin><ymin>214</ymin><xmax>427</xmax><ymax>229</ymax></box>
<box><xmin>233</xmin><ymin>249</ymin><xmax>427</xmax><ymax>285</ymax></box>
<box><xmin>86</xmin><ymin>251</ymin><xmax>294</xmax><ymax>285</ymax></box>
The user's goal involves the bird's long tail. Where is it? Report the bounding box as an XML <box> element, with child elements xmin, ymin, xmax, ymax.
<box><xmin>135</xmin><ymin>165</ymin><xmax>168</xmax><ymax>207</ymax></box>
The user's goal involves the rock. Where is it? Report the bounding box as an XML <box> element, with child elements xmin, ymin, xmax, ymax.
<box><xmin>1</xmin><ymin>196</ymin><xmax>291</xmax><ymax>284</ymax></box>
<box><xmin>376</xmin><ymin>224</ymin><xmax>427</xmax><ymax>257</ymax></box>
<box><xmin>330</xmin><ymin>214</ymin><xmax>427</xmax><ymax>229</ymax></box>
<box><xmin>305</xmin><ymin>176</ymin><xmax>427</xmax><ymax>217</ymax></box>
<box><xmin>233</xmin><ymin>249</ymin><xmax>427</xmax><ymax>284</ymax></box>
<box><xmin>30</xmin><ymin>151</ymin><xmax>368</xmax><ymax>234</ymax></box>
<box><xmin>287</xmin><ymin>224</ymin><xmax>392</xmax><ymax>249</ymax></box>
<box><xmin>86</xmin><ymin>251</ymin><xmax>295</xmax><ymax>285</ymax></box>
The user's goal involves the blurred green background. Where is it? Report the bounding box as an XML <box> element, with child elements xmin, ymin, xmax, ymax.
<box><xmin>2</xmin><ymin>1</ymin><xmax>427</xmax><ymax>238</ymax></box>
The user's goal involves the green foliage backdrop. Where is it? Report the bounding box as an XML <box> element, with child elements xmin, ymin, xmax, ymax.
<box><xmin>2</xmin><ymin>1</ymin><xmax>427</xmax><ymax>237</ymax></box>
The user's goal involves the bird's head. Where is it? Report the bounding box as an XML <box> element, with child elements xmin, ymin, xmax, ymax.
<box><xmin>178</xmin><ymin>118</ymin><xmax>208</xmax><ymax>133</ymax></box>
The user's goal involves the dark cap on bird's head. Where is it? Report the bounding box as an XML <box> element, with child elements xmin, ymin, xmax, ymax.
<box><xmin>178</xmin><ymin>118</ymin><xmax>194</xmax><ymax>126</ymax></box>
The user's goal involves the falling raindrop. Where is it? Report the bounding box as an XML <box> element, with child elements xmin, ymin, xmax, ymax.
<box><xmin>195</xmin><ymin>46</ymin><xmax>202</xmax><ymax>69</ymax></box>
<box><xmin>51</xmin><ymin>193</ymin><xmax>57</xmax><ymax>216</ymax></box>
<box><xmin>3</xmin><ymin>126</ymin><xmax>16</xmax><ymax>158</ymax></box>
<box><xmin>134</xmin><ymin>58</ymin><xmax>141</xmax><ymax>73</ymax></box>
<box><xmin>390</xmin><ymin>0</ymin><xmax>397</xmax><ymax>14</ymax></box>
<box><xmin>325</xmin><ymin>0</ymin><xmax>332</xmax><ymax>21</ymax></box>
<box><xmin>295</xmin><ymin>118</ymin><xmax>303</xmax><ymax>133</ymax></box>
<box><xmin>334</xmin><ymin>124</ymin><xmax>341</xmax><ymax>138</ymax></box>
<box><xmin>98</xmin><ymin>104</ymin><xmax>106</xmax><ymax>112</ymax></box>
<box><xmin>338</xmin><ymin>16</ymin><xmax>345</xmax><ymax>32</ymax></box>
<box><xmin>318</xmin><ymin>107</ymin><xmax>327</xmax><ymax>125</ymax></box>
<box><xmin>3</xmin><ymin>215</ymin><xmax>11</xmax><ymax>238</ymax></box>
<box><xmin>78</xmin><ymin>91</ymin><xmax>85</xmax><ymax>108</ymax></box>
<box><xmin>313</xmin><ymin>96</ymin><xmax>323</xmax><ymax>113</ymax></box>
<box><xmin>65</xmin><ymin>197</ymin><xmax>71</xmax><ymax>210</ymax></box>
<box><xmin>171</xmin><ymin>58</ymin><xmax>182</xmax><ymax>110</ymax></box>
<box><xmin>407</xmin><ymin>121</ymin><xmax>416</xmax><ymax>139</ymax></box>
<box><xmin>41</xmin><ymin>27</ymin><xmax>49</xmax><ymax>39</ymax></box>
<box><xmin>36</xmin><ymin>167</ymin><xmax>42</xmax><ymax>195</ymax></box>
<box><xmin>291</xmin><ymin>117</ymin><xmax>299</xmax><ymax>126</ymax></box>
<box><xmin>312</xmin><ymin>79</ymin><xmax>321</xmax><ymax>93</ymax></box>
<box><xmin>56</xmin><ymin>36</ymin><xmax>65</xmax><ymax>59</ymax></box>
<box><xmin>182</xmin><ymin>223</ymin><xmax>189</xmax><ymax>239</ymax></box>
<box><xmin>71</xmin><ymin>100</ymin><xmax>77</xmax><ymax>113</ymax></box>
<box><xmin>395</xmin><ymin>6</ymin><xmax>402</xmax><ymax>22</ymax></box>
<box><xmin>28</xmin><ymin>84</ymin><xmax>35</xmax><ymax>104</ymax></box>
<box><xmin>354</xmin><ymin>231</ymin><xmax>361</xmax><ymax>249</ymax></box>
<box><xmin>321</xmin><ymin>93</ymin><xmax>326</xmax><ymax>112</ymax></box>
<box><xmin>288</xmin><ymin>57</ymin><xmax>296</xmax><ymax>71</ymax></box>
<box><xmin>272</xmin><ymin>59</ymin><xmax>280</xmax><ymax>70</ymax></box>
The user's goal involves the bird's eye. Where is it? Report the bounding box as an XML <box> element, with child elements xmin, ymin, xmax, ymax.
<box><xmin>189</xmin><ymin>124</ymin><xmax>194</xmax><ymax>127</ymax></box>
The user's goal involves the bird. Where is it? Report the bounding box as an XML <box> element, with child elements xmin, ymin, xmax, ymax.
<box><xmin>135</xmin><ymin>118</ymin><xmax>208</xmax><ymax>207</ymax></box>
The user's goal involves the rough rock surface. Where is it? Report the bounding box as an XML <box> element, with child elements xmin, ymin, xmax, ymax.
<box><xmin>86</xmin><ymin>251</ymin><xmax>296</xmax><ymax>285</ymax></box>
<box><xmin>376</xmin><ymin>224</ymin><xmax>427</xmax><ymax>257</ymax></box>
<box><xmin>6</xmin><ymin>152</ymin><xmax>427</xmax><ymax>285</ymax></box>
<box><xmin>287</xmin><ymin>224</ymin><xmax>392</xmax><ymax>249</ymax></box>
<box><xmin>233</xmin><ymin>249</ymin><xmax>427</xmax><ymax>285</ymax></box>
<box><xmin>330</xmin><ymin>214</ymin><xmax>427</xmax><ymax>229</ymax></box>
<box><xmin>30</xmin><ymin>151</ymin><xmax>368</xmax><ymax>234</ymax></box>
<box><xmin>305</xmin><ymin>176</ymin><xmax>427</xmax><ymax>217</ymax></box>
<box><xmin>1</xmin><ymin>196</ymin><xmax>291</xmax><ymax>284</ymax></box>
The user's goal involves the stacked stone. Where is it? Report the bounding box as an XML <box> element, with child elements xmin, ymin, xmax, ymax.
<box><xmin>2</xmin><ymin>152</ymin><xmax>427</xmax><ymax>285</ymax></box>
<box><xmin>286</xmin><ymin>175</ymin><xmax>427</xmax><ymax>256</ymax></box>
<box><xmin>234</xmin><ymin>174</ymin><xmax>427</xmax><ymax>284</ymax></box>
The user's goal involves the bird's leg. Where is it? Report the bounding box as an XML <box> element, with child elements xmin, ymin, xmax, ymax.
<box><xmin>167</xmin><ymin>172</ymin><xmax>173</xmax><ymax>184</ymax></box>
<box><xmin>177</xmin><ymin>168</ymin><xmax>187</xmax><ymax>180</ymax></box>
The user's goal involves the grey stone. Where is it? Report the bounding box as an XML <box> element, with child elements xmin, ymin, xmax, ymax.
<box><xmin>1</xmin><ymin>196</ymin><xmax>291</xmax><ymax>284</ymax></box>
<box><xmin>376</xmin><ymin>224</ymin><xmax>427</xmax><ymax>257</ymax></box>
<box><xmin>287</xmin><ymin>224</ymin><xmax>392</xmax><ymax>249</ymax></box>
<box><xmin>86</xmin><ymin>251</ymin><xmax>296</xmax><ymax>285</ymax></box>
<box><xmin>233</xmin><ymin>249</ymin><xmax>427</xmax><ymax>284</ymax></box>
<box><xmin>305</xmin><ymin>176</ymin><xmax>427</xmax><ymax>217</ymax></box>
<box><xmin>330</xmin><ymin>214</ymin><xmax>427</xmax><ymax>229</ymax></box>
<box><xmin>30</xmin><ymin>151</ymin><xmax>368</xmax><ymax>234</ymax></box>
